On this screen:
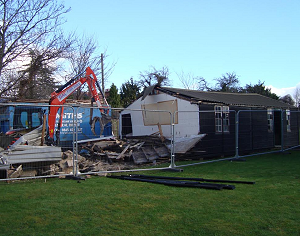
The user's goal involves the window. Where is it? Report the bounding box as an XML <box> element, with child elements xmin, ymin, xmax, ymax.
<box><xmin>215</xmin><ymin>106</ymin><xmax>230</xmax><ymax>133</ymax></box>
<box><xmin>223</xmin><ymin>106</ymin><xmax>230</xmax><ymax>132</ymax></box>
<box><xmin>20</xmin><ymin>111</ymin><xmax>28</xmax><ymax>128</ymax></box>
<box><xmin>215</xmin><ymin>106</ymin><xmax>222</xmax><ymax>133</ymax></box>
<box><xmin>20</xmin><ymin>111</ymin><xmax>41</xmax><ymax>129</ymax></box>
<box><xmin>286</xmin><ymin>109</ymin><xmax>291</xmax><ymax>132</ymax></box>
<box><xmin>13</xmin><ymin>107</ymin><xmax>43</xmax><ymax>129</ymax></box>
<box><xmin>267</xmin><ymin>109</ymin><xmax>274</xmax><ymax>132</ymax></box>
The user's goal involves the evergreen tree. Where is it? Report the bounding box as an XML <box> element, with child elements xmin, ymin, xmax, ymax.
<box><xmin>214</xmin><ymin>72</ymin><xmax>242</xmax><ymax>92</ymax></box>
<box><xmin>0</xmin><ymin>0</ymin><xmax>72</xmax><ymax>98</ymax></box>
<box><xmin>243</xmin><ymin>80</ymin><xmax>279</xmax><ymax>99</ymax></box>
<box><xmin>19</xmin><ymin>49</ymin><xmax>57</xmax><ymax>99</ymax></box>
<box><xmin>120</xmin><ymin>78</ymin><xmax>141</xmax><ymax>108</ymax></box>
<box><xmin>107</xmin><ymin>83</ymin><xmax>121</xmax><ymax>108</ymax></box>
<box><xmin>279</xmin><ymin>94</ymin><xmax>295</xmax><ymax>106</ymax></box>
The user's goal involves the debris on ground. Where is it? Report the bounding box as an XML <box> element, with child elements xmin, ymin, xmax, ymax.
<box><xmin>79</xmin><ymin>135</ymin><xmax>170</xmax><ymax>165</ymax></box>
<box><xmin>0</xmin><ymin>124</ymin><xmax>209</xmax><ymax>179</ymax></box>
<box><xmin>44</xmin><ymin>150</ymin><xmax>136</xmax><ymax>176</ymax></box>
<box><xmin>0</xmin><ymin>132</ymin><xmax>171</xmax><ymax>179</ymax></box>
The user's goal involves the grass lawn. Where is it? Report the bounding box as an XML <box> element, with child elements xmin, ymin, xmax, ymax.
<box><xmin>0</xmin><ymin>151</ymin><xmax>299</xmax><ymax>236</ymax></box>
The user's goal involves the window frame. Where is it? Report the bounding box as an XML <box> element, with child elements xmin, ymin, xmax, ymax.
<box><xmin>222</xmin><ymin>106</ymin><xmax>230</xmax><ymax>133</ymax></box>
<box><xmin>214</xmin><ymin>105</ymin><xmax>230</xmax><ymax>133</ymax></box>
<box><xmin>267</xmin><ymin>108</ymin><xmax>274</xmax><ymax>132</ymax></box>
<box><xmin>286</xmin><ymin>109</ymin><xmax>291</xmax><ymax>132</ymax></box>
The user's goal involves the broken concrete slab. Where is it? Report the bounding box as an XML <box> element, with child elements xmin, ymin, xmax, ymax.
<box><xmin>20</xmin><ymin>169</ymin><xmax>38</xmax><ymax>177</ymax></box>
<box><xmin>167</xmin><ymin>134</ymin><xmax>207</xmax><ymax>154</ymax></box>
<box><xmin>1</xmin><ymin>146</ymin><xmax>62</xmax><ymax>164</ymax></box>
<box><xmin>9</xmin><ymin>125</ymin><xmax>44</xmax><ymax>148</ymax></box>
<box><xmin>9</xmin><ymin>165</ymin><xmax>23</xmax><ymax>178</ymax></box>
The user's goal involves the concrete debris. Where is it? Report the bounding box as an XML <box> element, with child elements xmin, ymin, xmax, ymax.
<box><xmin>20</xmin><ymin>169</ymin><xmax>38</xmax><ymax>178</ymax></box>
<box><xmin>1</xmin><ymin>145</ymin><xmax>62</xmax><ymax>164</ymax></box>
<box><xmin>1</xmin><ymin>128</ymin><xmax>172</xmax><ymax>179</ymax></box>
<box><xmin>49</xmin><ymin>150</ymin><xmax>135</xmax><ymax>175</ymax></box>
<box><xmin>168</xmin><ymin>134</ymin><xmax>207</xmax><ymax>154</ymax></box>
<box><xmin>8</xmin><ymin>165</ymin><xmax>23</xmax><ymax>178</ymax></box>
<box><xmin>9</xmin><ymin>125</ymin><xmax>44</xmax><ymax>148</ymax></box>
<box><xmin>41</xmin><ymin>137</ymin><xmax>170</xmax><ymax>176</ymax></box>
<box><xmin>80</xmin><ymin>136</ymin><xmax>170</xmax><ymax>165</ymax></box>
<box><xmin>1</xmin><ymin>146</ymin><xmax>61</xmax><ymax>178</ymax></box>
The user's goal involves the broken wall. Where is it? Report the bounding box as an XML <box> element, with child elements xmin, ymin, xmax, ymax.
<box><xmin>120</xmin><ymin>93</ymin><xmax>199</xmax><ymax>138</ymax></box>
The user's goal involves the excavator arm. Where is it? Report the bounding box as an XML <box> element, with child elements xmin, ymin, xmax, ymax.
<box><xmin>47</xmin><ymin>67</ymin><xmax>109</xmax><ymax>144</ymax></box>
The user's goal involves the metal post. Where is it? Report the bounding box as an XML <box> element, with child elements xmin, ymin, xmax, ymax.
<box><xmin>281</xmin><ymin>110</ymin><xmax>284</xmax><ymax>152</ymax></box>
<box><xmin>101</xmin><ymin>53</ymin><xmax>105</xmax><ymax>94</ymax></box>
<box><xmin>235</xmin><ymin>111</ymin><xmax>239</xmax><ymax>158</ymax></box>
<box><xmin>169</xmin><ymin>111</ymin><xmax>176</xmax><ymax>168</ymax></box>
<box><xmin>119</xmin><ymin>111</ymin><xmax>123</xmax><ymax>139</ymax></box>
<box><xmin>72</xmin><ymin>106</ymin><xmax>79</xmax><ymax>177</ymax></box>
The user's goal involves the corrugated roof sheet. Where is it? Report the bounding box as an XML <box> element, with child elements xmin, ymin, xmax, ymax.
<box><xmin>158</xmin><ymin>87</ymin><xmax>292</xmax><ymax>108</ymax></box>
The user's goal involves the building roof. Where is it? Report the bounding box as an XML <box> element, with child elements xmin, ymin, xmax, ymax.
<box><xmin>154</xmin><ymin>87</ymin><xmax>292</xmax><ymax>108</ymax></box>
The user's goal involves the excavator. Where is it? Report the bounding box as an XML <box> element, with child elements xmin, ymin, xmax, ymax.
<box><xmin>47</xmin><ymin>67</ymin><xmax>110</xmax><ymax>145</ymax></box>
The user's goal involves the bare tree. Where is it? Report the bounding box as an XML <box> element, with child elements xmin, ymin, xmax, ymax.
<box><xmin>294</xmin><ymin>86</ymin><xmax>300</xmax><ymax>108</ymax></box>
<box><xmin>101</xmin><ymin>50</ymin><xmax>117</xmax><ymax>91</ymax></box>
<box><xmin>176</xmin><ymin>71</ymin><xmax>201</xmax><ymax>90</ymax></box>
<box><xmin>0</xmin><ymin>0</ymin><xmax>71</xmax><ymax>97</ymax></box>
<box><xmin>67</xmin><ymin>35</ymin><xmax>116</xmax><ymax>99</ymax></box>
<box><xmin>198</xmin><ymin>77</ymin><xmax>213</xmax><ymax>91</ymax></box>
<box><xmin>139</xmin><ymin>66</ymin><xmax>171</xmax><ymax>89</ymax></box>
<box><xmin>177</xmin><ymin>71</ymin><xmax>241</xmax><ymax>92</ymax></box>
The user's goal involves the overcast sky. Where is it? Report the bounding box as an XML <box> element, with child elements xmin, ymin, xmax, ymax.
<box><xmin>62</xmin><ymin>0</ymin><xmax>300</xmax><ymax>97</ymax></box>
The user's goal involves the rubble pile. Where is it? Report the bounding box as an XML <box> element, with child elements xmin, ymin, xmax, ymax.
<box><xmin>1</xmin><ymin>136</ymin><xmax>171</xmax><ymax>179</ymax></box>
<box><xmin>80</xmin><ymin>136</ymin><xmax>170</xmax><ymax>165</ymax></box>
<box><xmin>45</xmin><ymin>150</ymin><xmax>135</xmax><ymax>175</ymax></box>
<box><xmin>43</xmin><ymin>137</ymin><xmax>170</xmax><ymax>176</ymax></box>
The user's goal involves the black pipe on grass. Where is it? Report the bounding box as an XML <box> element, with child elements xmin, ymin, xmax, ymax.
<box><xmin>129</xmin><ymin>174</ymin><xmax>255</xmax><ymax>185</ymax></box>
<box><xmin>107</xmin><ymin>175</ymin><xmax>235</xmax><ymax>190</ymax></box>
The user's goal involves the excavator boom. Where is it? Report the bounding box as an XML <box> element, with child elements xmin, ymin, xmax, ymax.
<box><xmin>47</xmin><ymin>67</ymin><xmax>108</xmax><ymax>144</ymax></box>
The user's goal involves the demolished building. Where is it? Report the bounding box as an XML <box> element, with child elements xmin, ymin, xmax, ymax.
<box><xmin>119</xmin><ymin>85</ymin><xmax>299</xmax><ymax>158</ymax></box>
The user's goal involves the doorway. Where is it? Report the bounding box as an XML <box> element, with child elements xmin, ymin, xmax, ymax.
<box><xmin>121</xmin><ymin>113</ymin><xmax>132</xmax><ymax>136</ymax></box>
